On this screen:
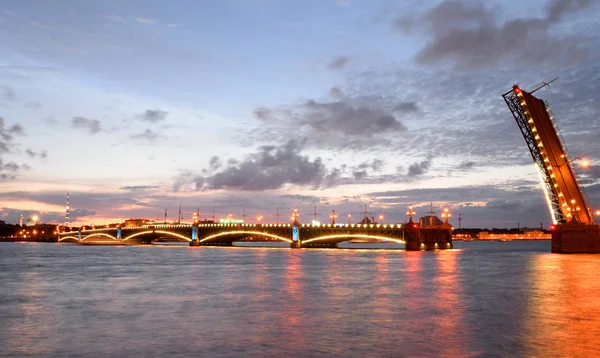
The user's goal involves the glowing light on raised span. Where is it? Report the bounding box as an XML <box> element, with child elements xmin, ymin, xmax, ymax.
<box><xmin>536</xmin><ymin>164</ymin><xmax>558</xmax><ymax>225</ymax></box>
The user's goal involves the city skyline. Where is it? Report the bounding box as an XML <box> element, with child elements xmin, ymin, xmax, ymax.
<box><xmin>1</xmin><ymin>0</ymin><xmax>599</xmax><ymax>228</ymax></box>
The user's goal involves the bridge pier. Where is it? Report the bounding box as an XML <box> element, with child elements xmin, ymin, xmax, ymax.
<box><xmin>552</xmin><ymin>221</ymin><xmax>600</xmax><ymax>253</ymax></box>
<box><xmin>404</xmin><ymin>220</ymin><xmax>453</xmax><ymax>251</ymax></box>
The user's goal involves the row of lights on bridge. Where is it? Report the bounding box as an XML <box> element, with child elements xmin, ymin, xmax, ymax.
<box><xmin>514</xmin><ymin>86</ymin><xmax>592</xmax><ymax>222</ymax></box>
<box><xmin>70</xmin><ymin>204</ymin><xmax>456</xmax><ymax>233</ymax></box>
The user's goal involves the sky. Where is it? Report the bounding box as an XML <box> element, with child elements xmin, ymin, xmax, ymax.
<box><xmin>1</xmin><ymin>0</ymin><xmax>599</xmax><ymax>228</ymax></box>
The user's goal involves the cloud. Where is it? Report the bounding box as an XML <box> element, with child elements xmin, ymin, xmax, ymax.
<box><xmin>0</xmin><ymin>117</ymin><xmax>25</xmax><ymax>153</ymax></box>
<box><xmin>24</xmin><ymin>101</ymin><xmax>42</xmax><ymax>109</ymax></box>
<box><xmin>394</xmin><ymin>0</ymin><xmax>595</xmax><ymax>70</ymax></box>
<box><xmin>253</xmin><ymin>107</ymin><xmax>270</xmax><ymax>121</ymax></box>
<box><xmin>25</xmin><ymin>149</ymin><xmax>36</xmax><ymax>158</ymax></box>
<box><xmin>250</xmin><ymin>94</ymin><xmax>413</xmax><ymax>151</ymax></box>
<box><xmin>71</xmin><ymin>116</ymin><xmax>101</xmax><ymax>134</ymax></box>
<box><xmin>0</xmin><ymin>160</ymin><xmax>21</xmax><ymax>180</ymax></box>
<box><xmin>330</xmin><ymin>87</ymin><xmax>343</xmax><ymax>97</ymax></box>
<box><xmin>167</xmin><ymin>22</ymin><xmax>182</xmax><ymax>28</ymax></box>
<box><xmin>354</xmin><ymin>159</ymin><xmax>385</xmax><ymax>173</ymax></box>
<box><xmin>327</xmin><ymin>56</ymin><xmax>349</xmax><ymax>69</ymax></box>
<box><xmin>136</xmin><ymin>17</ymin><xmax>156</xmax><ymax>24</ymax></box>
<box><xmin>2</xmin><ymin>86</ymin><xmax>15</xmax><ymax>102</ymax></box>
<box><xmin>303</xmin><ymin>99</ymin><xmax>407</xmax><ymax>135</ymax></box>
<box><xmin>130</xmin><ymin>129</ymin><xmax>159</xmax><ymax>142</ymax></box>
<box><xmin>8</xmin><ymin>124</ymin><xmax>24</xmax><ymax>136</ymax></box>
<box><xmin>457</xmin><ymin>161</ymin><xmax>476</xmax><ymax>170</ymax></box>
<box><xmin>180</xmin><ymin>140</ymin><xmax>340</xmax><ymax>191</ymax></box>
<box><xmin>546</xmin><ymin>0</ymin><xmax>592</xmax><ymax>22</ymax></box>
<box><xmin>119</xmin><ymin>185</ymin><xmax>161</xmax><ymax>191</ymax></box>
<box><xmin>103</xmin><ymin>14</ymin><xmax>127</xmax><ymax>23</ymax></box>
<box><xmin>353</xmin><ymin>170</ymin><xmax>367</xmax><ymax>180</ymax></box>
<box><xmin>138</xmin><ymin>109</ymin><xmax>168</xmax><ymax>123</ymax></box>
<box><xmin>407</xmin><ymin>158</ymin><xmax>432</xmax><ymax>176</ymax></box>
<box><xmin>393</xmin><ymin>101</ymin><xmax>419</xmax><ymax>113</ymax></box>
<box><xmin>208</xmin><ymin>156</ymin><xmax>222</xmax><ymax>171</ymax></box>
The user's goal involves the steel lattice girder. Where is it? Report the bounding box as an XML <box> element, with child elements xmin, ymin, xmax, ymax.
<box><xmin>502</xmin><ymin>90</ymin><xmax>564</xmax><ymax>223</ymax></box>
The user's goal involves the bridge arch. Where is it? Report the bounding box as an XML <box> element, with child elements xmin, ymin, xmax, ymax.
<box><xmin>302</xmin><ymin>234</ymin><xmax>405</xmax><ymax>245</ymax></box>
<box><xmin>58</xmin><ymin>235</ymin><xmax>80</xmax><ymax>242</ymax></box>
<box><xmin>122</xmin><ymin>230</ymin><xmax>192</xmax><ymax>242</ymax></box>
<box><xmin>80</xmin><ymin>233</ymin><xmax>118</xmax><ymax>241</ymax></box>
<box><xmin>198</xmin><ymin>231</ymin><xmax>292</xmax><ymax>244</ymax></box>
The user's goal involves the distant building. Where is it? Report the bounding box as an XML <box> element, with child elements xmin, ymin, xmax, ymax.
<box><xmin>479</xmin><ymin>230</ymin><xmax>550</xmax><ymax>240</ymax></box>
<box><xmin>124</xmin><ymin>219</ymin><xmax>147</xmax><ymax>228</ymax></box>
<box><xmin>219</xmin><ymin>218</ymin><xmax>244</xmax><ymax>225</ymax></box>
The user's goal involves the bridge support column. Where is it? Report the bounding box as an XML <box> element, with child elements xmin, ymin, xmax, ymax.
<box><xmin>552</xmin><ymin>222</ymin><xmax>600</xmax><ymax>253</ymax></box>
<box><xmin>190</xmin><ymin>226</ymin><xmax>200</xmax><ymax>246</ymax></box>
<box><xmin>117</xmin><ymin>228</ymin><xmax>121</xmax><ymax>240</ymax></box>
<box><xmin>403</xmin><ymin>221</ymin><xmax>420</xmax><ymax>250</ymax></box>
<box><xmin>291</xmin><ymin>224</ymin><xmax>302</xmax><ymax>248</ymax></box>
<box><xmin>404</xmin><ymin>221</ymin><xmax>453</xmax><ymax>251</ymax></box>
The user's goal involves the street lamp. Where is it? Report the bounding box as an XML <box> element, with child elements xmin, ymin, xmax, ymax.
<box><xmin>441</xmin><ymin>208</ymin><xmax>452</xmax><ymax>224</ymax></box>
<box><xmin>581</xmin><ymin>160</ymin><xmax>589</xmax><ymax>168</ymax></box>
<box><xmin>330</xmin><ymin>210</ymin><xmax>337</xmax><ymax>225</ymax></box>
<box><xmin>228</xmin><ymin>214</ymin><xmax>232</xmax><ymax>224</ymax></box>
<box><xmin>32</xmin><ymin>215</ymin><xmax>38</xmax><ymax>226</ymax></box>
<box><xmin>347</xmin><ymin>213</ymin><xmax>352</xmax><ymax>225</ymax></box>
<box><xmin>406</xmin><ymin>204</ymin><xmax>416</xmax><ymax>221</ymax></box>
<box><xmin>379</xmin><ymin>214</ymin><xmax>384</xmax><ymax>224</ymax></box>
<box><xmin>257</xmin><ymin>215</ymin><xmax>263</xmax><ymax>225</ymax></box>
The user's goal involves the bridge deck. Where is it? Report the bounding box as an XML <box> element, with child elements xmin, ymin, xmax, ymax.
<box><xmin>58</xmin><ymin>222</ymin><xmax>453</xmax><ymax>250</ymax></box>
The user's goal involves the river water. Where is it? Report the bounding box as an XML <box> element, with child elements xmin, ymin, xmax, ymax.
<box><xmin>1</xmin><ymin>241</ymin><xmax>599</xmax><ymax>357</ymax></box>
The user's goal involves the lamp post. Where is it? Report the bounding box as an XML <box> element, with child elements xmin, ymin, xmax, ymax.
<box><xmin>441</xmin><ymin>208</ymin><xmax>452</xmax><ymax>224</ymax></box>
<box><xmin>291</xmin><ymin>208</ymin><xmax>299</xmax><ymax>225</ymax></box>
<box><xmin>330</xmin><ymin>210</ymin><xmax>337</xmax><ymax>225</ymax></box>
<box><xmin>257</xmin><ymin>215</ymin><xmax>263</xmax><ymax>225</ymax></box>
<box><xmin>570</xmin><ymin>199</ymin><xmax>580</xmax><ymax>221</ymax></box>
<box><xmin>228</xmin><ymin>214</ymin><xmax>232</xmax><ymax>225</ymax></box>
<box><xmin>406</xmin><ymin>204</ymin><xmax>416</xmax><ymax>222</ymax></box>
<box><xmin>379</xmin><ymin>214</ymin><xmax>384</xmax><ymax>224</ymax></box>
<box><xmin>32</xmin><ymin>215</ymin><xmax>38</xmax><ymax>226</ymax></box>
<box><xmin>347</xmin><ymin>213</ymin><xmax>351</xmax><ymax>225</ymax></box>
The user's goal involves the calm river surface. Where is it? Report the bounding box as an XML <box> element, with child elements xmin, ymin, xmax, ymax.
<box><xmin>1</xmin><ymin>241</ymin><xmax>599</xmax><ymax>357</ymax></box>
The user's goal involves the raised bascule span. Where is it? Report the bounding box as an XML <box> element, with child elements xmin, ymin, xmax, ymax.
<box><xmin>503</xmin><ymin>82</ymin><xmax>600</xmax><ymax>253</ymax></box>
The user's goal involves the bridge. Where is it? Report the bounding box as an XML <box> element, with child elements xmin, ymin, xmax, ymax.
<box><xmin>58</xmin><ymin>220</ymin><xmax>453</xmax><ymax>250</ymax></box>
<box><xmin>503</xmin><ymin>83</ymin><xmax>600</xmax><ymax>253</ymax></box>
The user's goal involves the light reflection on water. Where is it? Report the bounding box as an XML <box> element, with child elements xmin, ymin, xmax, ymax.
<box><xmin>0</xmin><ymin>241</ymin><xmax>599</xmax><ymax>357</ymax></box>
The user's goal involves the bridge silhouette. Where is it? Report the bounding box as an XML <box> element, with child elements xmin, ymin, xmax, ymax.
<box><xmin>58</xmin><ymin>220</ymin><xmax>453</xmax><ymax>250</ymax></box>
